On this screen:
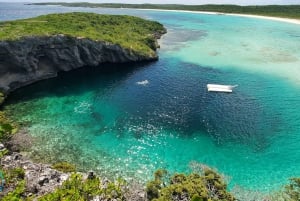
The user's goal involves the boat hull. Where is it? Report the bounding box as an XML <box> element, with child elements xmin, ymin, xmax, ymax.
<box><xmin>207</xmin><ymin>84</ymin><xmax>236</xmax><ymax>93</ymax></box>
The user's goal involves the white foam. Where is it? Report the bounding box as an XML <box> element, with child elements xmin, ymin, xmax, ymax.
<box><xmin>136</xmin><ymin>80</ymin><xmax>149</xmax><ymax>86</ymax></box>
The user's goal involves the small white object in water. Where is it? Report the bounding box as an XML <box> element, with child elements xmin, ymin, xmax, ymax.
<box><xmin>207</xmin><ymin>84</ymin><xmax>238</xmax><ymax>93</ymax></box>
<box><xmin>136</xmin><ymin>80</ymin><xmax>149</xmax><ymax>86</ymax></box>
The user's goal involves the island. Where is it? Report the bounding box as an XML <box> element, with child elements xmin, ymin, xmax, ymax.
<box><xmin>0</xmin><ymin>12</ymin><xmax>166</xmax><ymax>100</ymax></box>
<box><xmin>31</xmin><ymin>3</ymin><xmax>300</xmax><ymax>20</ymax></box>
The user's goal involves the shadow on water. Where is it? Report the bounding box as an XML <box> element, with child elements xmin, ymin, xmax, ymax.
<box><xmin>4</xmin><ymin>61</ymin><xmax>156</xmax><ymax>105</ymax></box>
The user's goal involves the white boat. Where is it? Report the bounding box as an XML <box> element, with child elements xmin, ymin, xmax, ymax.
<box><xmin>207</xmin><ymin>84</ymin><xmax>238</xmax><ymax>93</ymax></box>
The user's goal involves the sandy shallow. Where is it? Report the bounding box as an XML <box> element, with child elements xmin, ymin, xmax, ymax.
<box><xmin>137</xmin><ymin>8</ymin><xmax>300</xmax><ymax>25</ymax></box>
<box><xmin>226</xmin><ymin>13</ymin><xmax>300</xmax><ymax>25</ymax></box>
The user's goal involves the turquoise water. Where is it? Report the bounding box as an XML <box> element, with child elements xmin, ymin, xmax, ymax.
<box><xmin>2</xmin><ymin>3</ymin><xmax>300</xmax><ymax>193</ymax></box>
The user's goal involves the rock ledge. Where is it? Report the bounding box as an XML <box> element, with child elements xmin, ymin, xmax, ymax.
<box><xmin>0</xmin><ymin>34</ymin><xmax>162</xmax><ymax>94</ymax></box>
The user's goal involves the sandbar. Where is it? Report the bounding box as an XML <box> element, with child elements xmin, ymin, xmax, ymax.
<box><xmin>136</xmin><ymin>8</ymin><xmax>300</xmax><ymax>25</ymax></box>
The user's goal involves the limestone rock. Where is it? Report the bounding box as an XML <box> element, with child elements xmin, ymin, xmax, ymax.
<box><xmin>0</xmin><ymin>152</ymin><xmax>70</xmax><ymax>196</ymax></box>
<box><xmin>0</xmin><ymin>35</ymin><xmax>162</xmax><ymax>94</ymax></box>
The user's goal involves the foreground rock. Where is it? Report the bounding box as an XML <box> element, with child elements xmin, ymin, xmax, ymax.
<box><xmin>0</xmin><ymin>152</ymin><xmax>70</xmax><ymax>197</ymax></box>
<box><xmin>0</xmin><ymin>151</ymin><xmax>146</xmax><ymax>200</ymax></box>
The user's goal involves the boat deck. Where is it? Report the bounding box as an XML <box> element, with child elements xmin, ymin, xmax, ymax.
<box><xmin>207</xmin><ymin>84</ymin><xmax>237</xmax><ymax>93</ymax></box>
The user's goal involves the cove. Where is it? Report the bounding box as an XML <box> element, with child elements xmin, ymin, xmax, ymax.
<box><xmin>2</xmin><ymin>3</ymin><xmax>300</xmax><ymax>193</ymax></box>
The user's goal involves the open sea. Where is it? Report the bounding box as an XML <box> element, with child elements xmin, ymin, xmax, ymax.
<box><xmin>1</xmin><ymin>3</ymin><xmax>300</xmax><ymax>193</ymax></box>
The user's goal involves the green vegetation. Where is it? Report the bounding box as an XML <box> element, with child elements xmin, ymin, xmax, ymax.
<box><xmin>38</xmin><ymin>173</ymin><xmax>127</xmax><ymax>201</ymax></box>
<box><xmin>52</xmin><ymin>162</ymin><xmax>76</xmax><ymax>173</ymax></box>
<box><xmin>0</xmin><ymin>111</ymin><xmax>17</xmax><ymax>143</ymax></box>
<box><xmin>271</xmin><ymin>178</ymin><xmax>300</xmax><ymax>201</ymax></box>
<box><xmin>1</xmin><ymin>168</ymin><xmax>28</xmax><ymax>201</ymax></box>
<box><xmin>0</xmin><ymin>92</ymin><xmax>15</xmax><ymax>143</ymax></box>
<box><xmin>32</xmin><ymin>3</ymin><xmax>300</xmax><ymax>20</ymax></box>
<box><xmin>284</xmin><ymin>178</ymin><xmax>300</xmax><ymax>200</ymax></box>
<box><xmin>0</xmin><ymin>149</ymin><xmax>8</xmax><ymax>158</ymax></box>
<box><xmin>0</xmin><ymin>164</ymin><xmax>299</xmax><ymax>200</ymax></box>
<box><xmin>0</xmin><ymin>12</ymin><xmax>166</xmax><ymax>57</ymax></box>
<box><xmin>0</xmin><ymin>92</ymin><xmax>4</xmax><ymax>105</ymax></box>
<box><xmin>0</xmin><ymin>168</ymin><xmax>128</xmax><ymax>200</ymax></box>
<box><xmin>146</xmin><ymin>168</ymin><xmax>235</xmax><ymax>201</ymax></box>
<box><xmin>3</xmin><ymin>168</ymin><xmax>25</xmax><ymax>186</ymax></box>
<box><xmin>2</xmin><ymin>180</ymin><xmax>27</xmax><ymax>201</ymax></box>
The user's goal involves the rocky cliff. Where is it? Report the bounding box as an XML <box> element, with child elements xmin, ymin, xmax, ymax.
<box><xmin>0</xmin><ymin>34</ymin><xmax>162</xmax><ymax>96</ymax></box>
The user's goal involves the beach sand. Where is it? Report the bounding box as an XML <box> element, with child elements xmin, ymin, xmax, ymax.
<box><xmin>226</xmin><ymin>13</ymin><xmax>300</xmax><ymax>25</ymax></box>
<box><xmin>137</xmin><ymin>8</ymin><xmax>300</xmax><ymax>25</ymax></box>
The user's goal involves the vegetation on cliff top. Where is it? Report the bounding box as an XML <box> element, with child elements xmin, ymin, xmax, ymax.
<box><xmin>0</xmin><ymin>111</ymin><xmax>17</xmax><ymax>143</ymax></box>
<box><xmin>146</xmin><ymin>168</ymin><xmax>235</xmax><ymax>201</ymax></box>
<box><xmin>32</xmin><ymin>3</ymin><xmax>300</xmax><ymax>19</ymax></box>
<box><xmin>0</xmin><ymin>12</ymin><xmax>166</xmax><ymax>57</ymax></box>
<box><xmin>38</xmin><ymin>173</ymin><xmax>127</xmax><ymax>201</ymax></box>
<box><xmin>1</xmin><ymin>162</ymin><xmax>300</xmax><ymax>200</ymax></box>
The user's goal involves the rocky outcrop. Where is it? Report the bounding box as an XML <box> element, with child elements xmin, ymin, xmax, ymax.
<box><xmin>1</xmin><ymin>152</ymin><xmax>70</xmax><ymax>197</ymax></box>
<box><xmin>0</xmin><ymin>34</ymin><xmax>162</xmax><ymax>95</ymax></box>
<box><xmin>0</xmin><ymin>151</ymin><xmax>146</xmax><ymax>200</ymax></box>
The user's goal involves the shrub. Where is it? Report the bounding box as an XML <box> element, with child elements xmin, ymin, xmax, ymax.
<box><xmin>0</xmin><ymin>92</ymin><xmax>4</xmax><ymax>105</ymax></box>
<box><xmin>146</xmin><ymin>168</ymin><xmax>235</xmax><ymax>201</ymax></box>
<box><xmin>2</xmin><ymin>180</ymin><xmax>26</xmax><ymax>201</ymax></box>
<box><xmin>285</xmin><ymin>178</ymin><xmax>300</xmax><ymax>200</ymax></box>
<box><xmin>1</xmin><ymin>168</ymin><xmax>28</xmax><ymax>201</ymax></box>
<box><xmin>272</xmin><ymin>178</ymin><xmax>300</xmax><ymax>201</ymax></box>
<box><xmin>38</xmin><ymin>173</ymin><xmax>127</xmax><ymax>201</ymax></box>
<box><xmin>3</xmin><ymin>167</ymin><xmax>25</xmax><ymax>185</ymax></box>
<box><xmin>0</xmin><ymin>111</ymin><xmax>18</xmax><ymax>142</ymax></box>
<box><xmin>52</xmin><ymin>162</ymin><xmax>76</xmax><ymax>173</ymax></box>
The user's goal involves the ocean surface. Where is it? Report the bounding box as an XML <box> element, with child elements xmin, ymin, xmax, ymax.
<box><xmin>2</xmin><ymin>3</ymin><xmax>300</xmax><ymax>193</ymax></box>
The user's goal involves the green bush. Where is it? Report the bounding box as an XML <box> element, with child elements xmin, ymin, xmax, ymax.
<box><xmin>0</xmin><ymin>149</ymin><xmax>8</xmax><ymax>158</ymax></box>
<box><xmin>272</xmin><ymin>178</ymin><xmax>300</xmax><ymax>201</ymax></box>
<box><xmin>0</xmin><ymin>111</ymin><xmax>17</xmax><ymax>142</ymax></box>
<box><xmin>52</xmin><ymin>162</ymin><xmax>76</xmax><ymax>173</ymax></box>
<box><xmin>285</xmin><ymin>178</ymin><xmax>300</xmax><ymax>200</ymax></box>
<box><xmin>1</xmin><ymin>167</ymin><xmax>29</xmax><ymax>201</ymax></box>
<box><xmin>3</xmin><ymin>167</ymin><xmax>25</xmax><ymax>185</ymax></box>
<box><xmin>0</xmin><ymin>92</ymin><xmax>4</xmax><ymax>105</ymax></box>
<box><xmin>2</xmin><ymin>180</ymin><xmax>26</xmax><ymax>201</ymax></box>
<box><xmin>38</xmin><ymin>173</ymin><xmax>127</xmax><ymax>201</ymax></box>
<box><xmin>146</xmin><ymin>168</ymin><xmax>235</xmax><ymax>201</ymax></box>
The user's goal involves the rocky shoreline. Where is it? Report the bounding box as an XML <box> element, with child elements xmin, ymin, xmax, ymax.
<box><xmin>0</xmin><ymin>33</ymin><xmax>164</xmax><ymax>98</ymax></box>
<box><xmin>0</xmin><ymin>142</ymin><xmax>146</xmax><ymax>200</ymax></box>
<box><xmin>0</xmin><ymin>12</ymin><xmax>166</xmax><ymax>199</ymax></box>
<box><xmin>0</xmin><ymin>151</ymin><xmax>70</xmax><ymax>197</ymax></box>
<box><xmin>0</xmin><ymin>29</ymin><xmax>165</xmax><ymax>200</ymax></box>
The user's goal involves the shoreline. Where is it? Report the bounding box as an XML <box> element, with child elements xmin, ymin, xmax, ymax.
<box><xmin>134</xmin><ymin>8</ymin><xmax>300</xmax><ymax>25</ymax></box>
